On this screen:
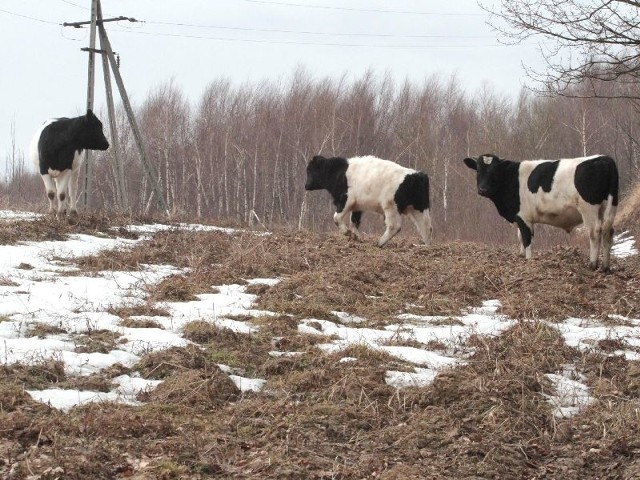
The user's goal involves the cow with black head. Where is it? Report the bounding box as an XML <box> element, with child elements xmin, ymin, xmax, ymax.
<box><xmin>30</xmin><ymin>109</ymin><xmax>109</xmax><ymax>217</ymax></box>
<box><xmin>305</xmin><ymin>155</ymin><xmax>432</xmax><ymax>247</ymax></box>
<box><xmin>463</xmin><ymin>153</ymin><xmax>619</xmax><ymax>271</ymax></box>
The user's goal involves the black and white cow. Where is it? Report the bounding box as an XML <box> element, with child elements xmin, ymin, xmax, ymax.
<box><xmin>304</xmin><ymin>155</ymin><xmax>432</xmax><ymax>247</ymax></box>
<box><xmin>29</xmin><ymin>109</ymin><xmax>109</xmax><ymax>216</ymax></box>
<box><xmin>463</xmin><ymin>153</ymin><xmax>619</xmax><ymax>270</ymax></box>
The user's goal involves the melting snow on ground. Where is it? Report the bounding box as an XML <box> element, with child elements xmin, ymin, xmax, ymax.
<box><xmin>301</xmin><ymin>299</ymin><xmax>514</xmax><ymax>389</ymax></box>
<box><xmin>612</xmin><ymin>231</ymin><xmax>638</xmax><ymax>259</ymax></box>
<box><xmin>543</xmin><ymin>365</ymin><xmax>595</xmax><ymax>418</ymax></box>
<box><xmin>554</xmin><ymin>316</ymin><xmax>640</xmax><ymax>361</ymax></box>
<box><xmin>0</xmin><ymin>221</ymin><xmax>274</xmax><ymax>411</ymax></box>
<box><xmin>0</xmin><ymin>214</ymin><xmax>637</xmax><ymax>417</ymax></box>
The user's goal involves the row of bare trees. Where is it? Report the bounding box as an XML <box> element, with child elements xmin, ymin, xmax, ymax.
<box><xmin>3</xmin><ymin>70</ymin><xmax>640</xmax><ymax>245</ymax></box>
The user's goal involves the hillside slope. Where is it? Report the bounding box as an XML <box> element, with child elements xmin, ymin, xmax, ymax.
<box><xmin>0</xmin><ymin>212</ymin><xmax>639</xmax><ymax>479</ymax></box>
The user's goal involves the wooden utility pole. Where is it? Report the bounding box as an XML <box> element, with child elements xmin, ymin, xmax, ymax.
<box><xmin>82</xmin><ymin>0</ymin><xmax>98</xmax><ymax>208</ymax></box>
<box><xmin>65</xmin><ymin>0</ymin><xmax>168</xmax><ymax>214</ymax></box>
<box><xmin>97</xmin><ymin>17</ymin><xmax>167</xmax><ymax>213</ymax></box>
<box><xmin>97</xmin><ymin>2</ymin><xmax>128</xmax><ymax>210</ymax></box>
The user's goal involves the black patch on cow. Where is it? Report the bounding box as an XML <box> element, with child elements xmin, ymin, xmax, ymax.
<box><xmin>515</xmin><ymin>216</ymin><xmax>533</xmax><ymax>248</ymax></box>
<box><xmin>394</xmin><ymin>172</ymin><xmax>430</xmax><ymax>213</ymax></box>
<box><xmin>527</xmin><ymin>161</ymin><xmax>559</xmax><ymax>194</ymax></box>
<box><xmin>36</xmin><ymin>110</ymin><xmax>109</xmax><ymax>175</ymax></box>
<box><xmin>305</xmin><ymin>155</ymin><xmax>350</xmax><ymax>212</ymax></box>
<box><xmin>574</xmin><ymin>156</ymin><xmax>619</xmax><ymax>206</ymax></box>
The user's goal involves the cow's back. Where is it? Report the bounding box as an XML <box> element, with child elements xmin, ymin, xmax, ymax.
<box><xmin>518</xmin><ymin>155</ymin><xmax>614</xmax><ymax>229</ymax></box>
<box><xmin>29</xmin><ymin>119</ymin><xmax>57</xmax><ymax>172</ymax></box>
<box><xmin>30</xmin><ymin>118</ymin><xmax>85</xmax><ymax>175</ymax></box>
<box><xmin>345</xmin><ymin>156</ymin><xmax>414</xmax><ymax>210</ymax></box>
<box><xmin>574</xmin><ymin>155</ymin><xmax>618</xmax><ymax>206</ymax></box>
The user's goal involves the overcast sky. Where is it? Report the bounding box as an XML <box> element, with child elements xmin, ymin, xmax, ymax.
<box><xmin>1</xmin><ymin>0</ymin><xmax>545</xmax><ymax>170</ymax></box>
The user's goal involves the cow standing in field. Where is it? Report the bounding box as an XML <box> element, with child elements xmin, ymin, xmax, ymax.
<box><xmin>30</xmin><ymin>109</ymin><xmax>109</xmax><ymax>217</ymax></box>
<box><xmin>463</xmin><ymin>153</ymin><xmax>619</xmax><ymax>271</ymax></box>
<box><xmin>304</xmin><ymin>155</ymin><xmax>432</xmax><ymax>247</ymax></box>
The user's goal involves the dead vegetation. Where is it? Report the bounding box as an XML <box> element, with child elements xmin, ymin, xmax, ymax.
<box><xmin>1</xmin><ymin>221</ymin><xmax>640</xmax><ymax>478</ymax></box>
<box><xmin>0</xmin><ymin>212</ymin><xmax>148</xmax><ymax>245</ymax></box>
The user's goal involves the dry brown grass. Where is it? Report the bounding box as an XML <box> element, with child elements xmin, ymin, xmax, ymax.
<box><xmin>67</xmin><ymin>225</ymin><xmax>640</xmax><ymax>323</ymax></box>
<box><xmin>73</xmin><ymin>329</ymin><xmax>121</xmax><ymax>354</ymax></box>
<box><xmin>0</xmin><ymin>212</ymin><xmax>151</xmax><ymax>246</ymax></box>
<box><xmin>617</xmin><ymin>179</ymin><xmax>640</xmax><ymax>235</ymax></box>
<box><xmin>2</xmin><ymin>220</ymin><xmax>640</xmax><ymax>478</ymax></box>
<box><xmin>108</xmin><ymin>304</ymin><xmax>170</xmax><ymax>319</ymax></box>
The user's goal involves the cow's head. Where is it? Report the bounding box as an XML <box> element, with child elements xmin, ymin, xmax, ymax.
<box><xmin>305</xmin><ymin>155</ymin><xmax>326</xmax><ymax>190</ymax></box>
<box><xmin>463</xmin><ymin>153</ymin><xmax>503</xmax><ymax>198</ymax></box>
<box><xmin>78</xmin><ymin>109</ymin><xmax>110</xmax><ymax>151</ymax></box>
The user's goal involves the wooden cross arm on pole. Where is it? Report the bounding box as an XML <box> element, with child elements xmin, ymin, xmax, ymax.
<box><xmin>63</xmin><ymin>16</ymin><xmax>136</xmax><ymax>28</ymax></box>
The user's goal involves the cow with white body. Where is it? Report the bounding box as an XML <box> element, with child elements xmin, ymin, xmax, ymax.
<box><xmin>463</xmin><ymin>153</ymin><xmax>619</xmax><ymax>271</ymax></box>
<box><xmin>30</xmin><ymin>109</ymin><xmax>109</xmax><ymax>216</ymax></box>
<box><xmin>304</xmin><ymin>155</ymin><xmax>432</xmax><ymax>247</ymax></box>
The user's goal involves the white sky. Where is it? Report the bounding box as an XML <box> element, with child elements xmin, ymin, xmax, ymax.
<box><xmin>0</xmin><ymin>0</ymin><xmax>546</xmax><ymax>169</ymax></box>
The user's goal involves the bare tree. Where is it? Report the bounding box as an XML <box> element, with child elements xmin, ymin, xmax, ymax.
<box><xmin>6</xmin><ymin>68</ymin><xmax>640</xmax><ymax>243</ymax></box>
<box><xmin>488</xmin><ymin>0</ymin><xmax>640</xmax><ymax>98</ymax></box>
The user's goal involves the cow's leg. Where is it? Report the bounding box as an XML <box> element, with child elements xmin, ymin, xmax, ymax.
<box><xmin>351</xmin><ymin>211</ymin><xmax>363</xmax><ymax>229</ymax></box>
<box><xmin>408</xmin><ymin>208</ymin><xmax>432</xmax><ymax>246</ymax></box>
<box><xmin>581</xmin><ymin>208</ymin><xmax>602</xmax><ymax>270</ymax></box>
<box><xmin>515</xmin><ymin>217</ymin><xmax>534</xmax><ymax>259</ymax></box>
<box><xmin>601</xmin><ymin>225</ymin><xmax>614</xmax><ymax>272</ymax></box>
<box><xmin>517</xmin><ymin>229</ymin><xmax>525</xmax><ymax>257</ymax></box>
<box><xmin>68</xmin><ymin>166</ymin><xmax>82</xmax><ymax>216</ymax></box>
<box><xmin>378</xmin><ymin>208</ymin><xmax>402</xmax><ymax>247</ymax></box>
<box><xmin>600</xmin><ymin>202</ymin><xmax>617</xmax><ymax>272</ymax></box>
<box><xmin>54</xmin><ymin>171</ymin><xmax>72</xmax><ymax>217</ymax></box>
<box><xmin>40</xmin><ymin>174</ymin><xmax>57</xmax><ymax>214</ymax></box>
<box><xmin>333</xmin><ymin>208</ymin><xmax>360</xmax><ymax>240</ymax></box>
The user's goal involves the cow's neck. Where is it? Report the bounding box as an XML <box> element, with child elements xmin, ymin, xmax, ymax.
<box><xmin>489</xmin><ymin>161</ymin><xmax>520</xmax><ymax>223</ymax></box>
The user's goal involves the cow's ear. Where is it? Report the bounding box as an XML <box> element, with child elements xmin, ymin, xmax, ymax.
<box><xmin>312</xmin><ymin>155</ymin><xmax>325</xmax><ymax>163</ymax></box>
<box><xmin>463</xmin><ymin>157</ymin><xmax>478</xmax><ymax>170</ymax></box>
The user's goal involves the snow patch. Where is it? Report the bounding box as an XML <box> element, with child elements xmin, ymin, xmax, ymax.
<box><xmin>612</xmin><ymin>231</ymin><xmax>638</xmax><ymax>258</ymax></box>
<box><xmin>544</xmin><ymin>365</ymin><xmax>593</xmax><ymax>418</ymax></box>
<box><xmin>300</xmin><ymin>299</ymin><xmax>513</xmax><ymax>389</ymax></box>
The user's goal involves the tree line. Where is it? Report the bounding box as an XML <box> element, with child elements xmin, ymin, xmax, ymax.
<box><xmin>3</xmin><ymin>69</ymin><xmax>639</xmax><ymax>246</ymax></box>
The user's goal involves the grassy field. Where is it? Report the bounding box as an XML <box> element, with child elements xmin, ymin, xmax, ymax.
<box><xmin>1</xmin><ymin>213</ymin><xmax>640</xmax><ymax>479</ymax></box>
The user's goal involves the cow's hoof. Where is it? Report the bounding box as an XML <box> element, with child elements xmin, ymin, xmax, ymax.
<box><xmin>588</xmin><ymin>261</ymin><xmax>598</xmax><ymax>271</ymax></box>
<box><xmin>600</xmin><ymin>265</ymin><xmax>611</xmax><ymax>274</ymax></box>
<box><xmin>69</xmin><ymin>209</ymin><xmax>78</xmax><ymax>217</ymax></box>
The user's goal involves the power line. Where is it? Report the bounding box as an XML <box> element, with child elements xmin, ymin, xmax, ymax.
<box><xmin>55</xmin><ymin>2</ymin><xmax>522</xmax><ymax>49</ymax></box>
<box><xmin>58</xmin><ymin>0</ymin><xmax>483</xmax><ymax>19</ymax></box>
<box><xmin>56</xmin><ymin>1</ymin><xmax>495</xmax><ymax>42</ymax></box>
<box><xmin>144</xmin><ymin>20</ymin><xmax>496</xmax><ymax>39</ymax></box>
<box><xmin>59</xmin><ymin>0</ymin><xmax>87</xmax><ymax>9</ymax></box>
<box><xmin>114</xmin><ymin>28</ymin><xmax>518</xmax><ymax>49</ymax></box>
<box><xmin>0</xmin><ymin>7</ymin><xmax>59</xmax><ymax>25</ymax></box>
<box><xmin>237</xmin><ymin>0</ymin><xmax>488</xmax><ymax>16</ymax></box>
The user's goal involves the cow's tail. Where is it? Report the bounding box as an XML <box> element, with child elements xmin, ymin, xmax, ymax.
<box><xmin>601</xmin><ymin>157</ymin><xmax>619</xmax><ymax>270</ymax></box>
<box><xmin>602</xmin><ymin>157</ymin><xmax>619</xmax><ymax>228</ymax></box>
